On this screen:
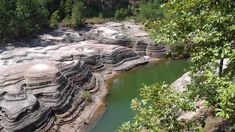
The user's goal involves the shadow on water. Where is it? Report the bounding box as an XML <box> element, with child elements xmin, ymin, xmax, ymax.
<box><xmin>90</xmin><ymin>59</ymin><xmax>191</xmax><ymax>132</ymax></box>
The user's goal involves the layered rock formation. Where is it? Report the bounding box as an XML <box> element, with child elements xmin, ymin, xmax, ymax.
<box><xmin>84</xmin><ymin>22</ymin><xmax>169</xmax><ymax>57</ymax></box>
<box><xmin>0</xmin><ymin>39</ymin><xmax>147</xmax><ymax>131</ymax></box>
<box><xmin>0</xmin><ymin>40</ymin><xmax>147</xmax><ymax>72</ymax></box>
<box><xmin>0</xmin><ymin>21</ymin><xmax>164</xmax><ymax>131</ymax></box>
<box><xmin>0</xmin><ymin>60</ymin><xmax>98</xmax><ymax>131</ymax></box>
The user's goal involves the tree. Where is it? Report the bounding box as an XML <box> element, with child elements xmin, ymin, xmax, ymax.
<box><xmin>50</xmin><ymin>10</ymin><xmax>60</xmax><ymax>28</ymax></box>
<box><xmin>137</xmin><ymin>0</ymin><xmax>164</xmax><ymax>21</ymax></box>
<box><xmin>118</xmin><ymin>0</ymin><xmax>235</xmax><ymax>131</ymax></box>
<box><xmin>0</xmin><ymin>0</ymin><xmax>49</xmax><ymax>40</ymax></box>
<box><xmin>16</xmin><ymin>0</ymin><xmax>48</xmax><ymax>33</ymax></box>
<box><xmin>71</xmin><ymin>0</ymin><xmax>85</xmax><ymax>26</ymax></box>
<box><xmin>114</xmin><ymin>8</ymin><xmax>128</xmax><ymax>20</ymax></box>
<box><xmin>0</xmin><ymin>0</ymin><xmax>16</xmax><ymax>39</ymax></box>
<box><xmin>149</xmin><ymin>0</ymin><xmax>235</xmax><ymax>120</ymax></box>
<box><xmin>64</xmin><ymin>0</ymin><xmax>73</xmax><ymax>17</ymax></box>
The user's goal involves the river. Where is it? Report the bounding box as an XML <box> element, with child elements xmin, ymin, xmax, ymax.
<box><xmin>90</xmin><ymin>59</ymin><xmax>191</xmax><ymax>132</ymax></box>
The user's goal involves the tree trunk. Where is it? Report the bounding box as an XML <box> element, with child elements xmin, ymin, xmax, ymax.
<box><xmin>219</xmin><ymin>58</ymin><xmax>224</xmax><ymax>77</ymax></box>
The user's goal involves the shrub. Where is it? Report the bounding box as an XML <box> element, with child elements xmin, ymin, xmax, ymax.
<box><xmin>64</xmin><ymin>0</ymin><xmax>73</xmax><ymax>16</ymax></box>
<box><xmin>114</xmin><ymin>8</ymin><xmax>128</xmax><ymax>20</ymax></box>
<box><xmin>82</xmin><ymin>90</ymin><xmax>92</xmax><ymax>102</ymax></box>
<box><xmin>137</xmin><ymin>1</ymin><xmax>164</xmax><ymax>21</ymax></box>
<box><xmin>50</xmin><ymin>10</ymin><xmax>60</xmax><ymax>28</ymax></box>
<box><xmin>71</xmin><ymin>1</ymin><xmax>85</xmax><ymax>27</ymax></box>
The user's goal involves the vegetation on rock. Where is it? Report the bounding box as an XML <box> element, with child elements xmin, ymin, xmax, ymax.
<box><xmin>82</xmin><ymin>90</ymin><xmax>92</xmax><ymax>102</ymax></box>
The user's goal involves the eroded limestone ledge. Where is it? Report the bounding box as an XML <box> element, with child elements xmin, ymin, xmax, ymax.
<box><xmin>0</xmin><ymin>43</ymin><xmax>147</xmax><ymax>131</ymax></box>
<box><xmin>0</xmin><ymin>40</ymin><xmax>148</xmax><ymax>72</ymax></box>
<box><xmin>0</xmin><ymin>21</ymin><xmax>168</xmax><ymax>66</ymax></box>
<box><xmin>84</xmin><ymin>21</ymin><xmax>168</xmax><ymax>57</ymax></box>
<box><xmin>0</xmin><ymin>21</ymin><xmax>165</xmax><ymax>131</ymax></box>
<box><xmin>0</xmin><ymin>60</ymin><xmax>98</xmax><ymax>131</ymax></box>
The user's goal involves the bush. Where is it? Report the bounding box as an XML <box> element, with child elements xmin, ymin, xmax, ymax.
<box><xmin>50</xmin><ymin>10</ymin><xmax>60</xmax><ymax>28</ymax></box>
<box><xmin>114</xmin><ymin>8</ymin><xmax>128</xmax><ymax>20</ymax></box>
<box><xmin>82</xmin><ymin>90</ymin><xmax>92</xmax><ymax>102</ymax></box>
<box><xmin>64</xmin><ymin>0</ymin><xmax>73</xmax><ymax>16</ymax></box>
<box><xmin>61</xmin><ymin>16</ymin><xmax>72</xmax><ymax>27</ymax></box>
<box><xmin>70</xmin><ymin>1</ymin><xmax>85</xmax><ymax>27</ymax></box>
<box><xmin>98</xmin><ymin>12</ymin><xmax>103</xmax><ymax>19</ymax></box>
<box><xmin>61</xmin><ymin>1</ymin><xmax>85</xmax><ymax>27</ymax></box>
<box><xmin>137</xmin><ymin>1</ymin><xmax>164</xmax><ymax>21</ymax></box>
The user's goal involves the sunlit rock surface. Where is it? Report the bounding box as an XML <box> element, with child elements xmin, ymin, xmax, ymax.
<box><xmin>0</xmin><ymin>60</ymin><xmax>98</xmax><ymax>131</ymax></box>
<box><xmin>0</xmin><ymin>42</ymin><xmax>147</xmax><ymax>130</ymax></box>
<box><xmin>0</xmin><ymin>40</ymin><xmax>147</xmax><ymax>72</ymax></box>
<box><xmin>171</xmin><ymin>72</ymin><xmax>191</xmax><ymax>92</ymax></box>
<box><xmin>0</xmin><ymin>21</ymin><xmax>164</xmax><ymax>131</ymax></box>
<box><xmin>84</xmin><ymin>21</ymin><xmax>168</xmax><ymax>57</ymax></box>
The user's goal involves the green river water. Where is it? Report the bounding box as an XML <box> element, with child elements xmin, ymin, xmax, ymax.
<box><xmin>91</xmin><ymin>59</ymin><xmax>191</xmax><ymax>132</ymax></box>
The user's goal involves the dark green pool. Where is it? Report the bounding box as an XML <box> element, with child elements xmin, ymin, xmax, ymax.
<box><xmin>90</xmin><ymin>59</ymin><xmax>191</xmax><ymax>132</ymax></box>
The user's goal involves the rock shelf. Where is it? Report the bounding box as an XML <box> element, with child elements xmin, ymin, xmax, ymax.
<box><xmin>0</xmin><ymin>39</ymin><xmax>148</xmax><ymax>72</ymax></box>
<box><xmin>0</xmin><ymin>60</ymin><xmax>98</xmax><ymax>131</ymax></box>
<box><xmin>84</xmin><ymin>21</ymin><xmax>168</xmax><ymax>57</ymax></box>
<box><xmin>0</xmin><ymin>21</ymin><xmax>166</xmax><ymax>131</ymax></box>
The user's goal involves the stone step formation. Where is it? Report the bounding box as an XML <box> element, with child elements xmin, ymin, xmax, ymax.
<box><xmin>83</xmin><ymin>22</ymin><xmax>169</xmax><ymax>57</ymax></box>
<box><xmin>0</xmin><ymin>22</ymin><xmax>168</xmax><ymax>131</ymax></box>
<box><xmin>0</xmin><ymin>60</ymin><xmax>97</xmax><ymax>131</ymax></box>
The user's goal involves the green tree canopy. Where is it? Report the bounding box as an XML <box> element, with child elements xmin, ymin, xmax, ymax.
<box><xmin>151</xmin><ymin>0</ymin><xmax>235</xmax><ymax>117</ymax></box>
<box><xmin>118</xmin><ymin>0</ymin><xmax>235</xmax><ymax>131</ymax></box>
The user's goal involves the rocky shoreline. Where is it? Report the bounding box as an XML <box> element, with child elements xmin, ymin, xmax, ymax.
<box><xmin>0</xmin><ymin>21</ymin><xmax>168</xmax><ymax>131</ymax></box>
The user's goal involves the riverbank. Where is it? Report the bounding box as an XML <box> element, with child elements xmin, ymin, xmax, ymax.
<box><xmin>84</xmin><ymin>58</ymin><xmax>161</xmax><ymax>130</ymax></box>
<box><xmin>59</xmin><ymin>59</ymin><xmax>158</xmax><ymax>132</ymax></box>
<box><xmin>90</xmin><ymin>59</ymin><xmax>191</xmax><ymax>132</ymax></box>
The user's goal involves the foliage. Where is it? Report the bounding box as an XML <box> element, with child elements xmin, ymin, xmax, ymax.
<box><xmin>82</xmin><ymin>90</ymin><xmax>92</xmax><ymax>102</ymax></box>
<box><xmin>0</xmin><ymin>0</ymin><xmax>133</xmax><ymax>41</ymax></box>
<box><xmin>99</xmin><ymin>12</ymin><xmax>103</xmax><ymax>19</ymax></box>
<box><xmin>137</xmin><ymin>0</ymin><xmax>164</xmax><ymax>21</ymax></box>
<box><xmin>114</xmin><ymin>8</ymin><xmax>128</xmax><ymax>20</ymax></box>
<box><xmin>50</xmin><ymin>10</ymin><xmax>60</xmax><ymax>28</ymax></box>
<box><xmin>117</xmin><ymin>83</ymin><xmax>198</xmax><ymax>132</ymax></box>
<box><xmin>71</xmin><ymin>1</ymin><xmax>85</xmax><ymax>26</ymax></box>
<box><xmin>149</xmin><ymin>0</ymin><xmax>235</xmax><ymax>120</ymax></box>
<box><xmin>217</xmin><ymin>83</ymin><xmax>235</xmax><ymax>119</ymax></box>
<box><xmin>83</xmin><ymin>0</ymin><xmax>129</xmax><ymax>18</ymax></box>
<box><xmin>64</xmin><ymin>0</ymin><xmax>73</xmax><ymax>17</ymax></box>
<box><xmin>118</xmin><ymin>0</ymin><xmax>235</xmax><ymax>131</ymax></box>
<box><xmin>0</xmin><ymin>0</ymin><xmax>49</xmax><ymax>40</ymax></box>
<box><xmin>169</xmin><ymin>44</ymin><xmax>191</xmax><ymax>58</ymax></box>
